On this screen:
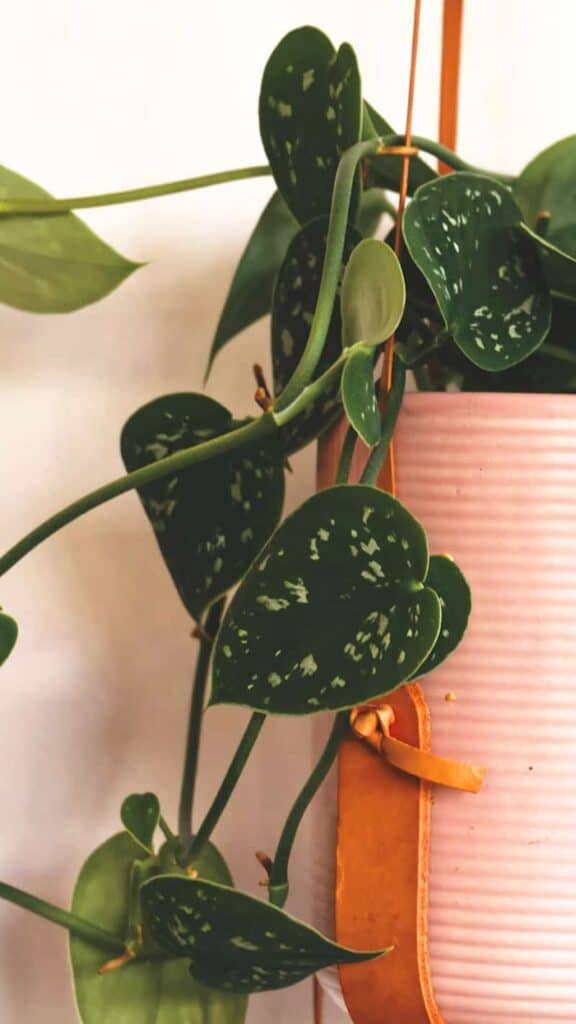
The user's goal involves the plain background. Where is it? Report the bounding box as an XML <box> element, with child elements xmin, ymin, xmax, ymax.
<box><xmin>0</xmin><ymin>2</ymin><xmax>574</xmax><ymax>1021</ymax></box>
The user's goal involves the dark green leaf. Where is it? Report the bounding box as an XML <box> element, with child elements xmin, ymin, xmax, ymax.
<box><xmin>141</xmin><ymin>875</ymin><xmax>388</xmax><ymax>994</ymax></box>
<box><xmin>514</xmin><ymin>136</ymin><xmax>576</xmax><ymax>241</ymax></box>
<box><xmin>70</xmin><ymin>833</ymin><xmax>246</xmax><ymax>1024</ymax></box>
<box><xmin>121</xmin><ymin>793</ymin><xmax>161</xmax><ymax>855</ymax></box>
<box><xmin>211</xmin><ymin>485</ymin><xmax>441</xmax><ymax>715</ymax></box>
<box><xmin>403</xmin><ymin>173</ymin><xmax>551</xmax><ymax>371</ymax></box>
<box><xmin>341</xmin><ymin>345</ymin><xmax>380</xmax><ymax>446</ymax></box>
<box><xmin>206</xmin><ymin>192</ymin><xmax>298</xmax><ymax>377</ymax></box>
<box><xmin>259</xmin><ymin>27</ymin><xmax>362</xmax><ymax>225</ymax></box>
<box><xmin>0</xmin><ymin>610</ymin><xmax>17</xmax><ymax>666</ymax></box>
<box><xmin>362</xmin><ymin>102</ymin><xmax>436</xmax><ymax>195</ymax></box>
<box><xmin>0</xmin><ymin>165</ymin><xmax>139</xmax><ymax>313</ymax></box>
<box><xmin>341</xmin><ymin>238</ymin><xmax>405</xmax><ymax>347</ymax></box>
<box><xmin>521</xmin><ymin>222</ymin><xmax>576</xmax><ymax>298</ymax></box>
<box><xmin>410</xmin><ymin>555</ymin><xmax>470</xmax><ymax>678</ymax></box>
<box><xmin>121</xmin><ymin>394</ymin><xmax>285</xmax><ymax>621</ymax></box>
<box><xmin>272</xmin><ymin>218</ymin><xmax>361</xmax><ymax>455</ymax></box>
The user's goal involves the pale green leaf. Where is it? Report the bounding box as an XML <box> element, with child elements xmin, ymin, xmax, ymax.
<box><xmin>341</xmin><ymin>238</ymin><xmax>405</xmax><ymax>348</ymax></box>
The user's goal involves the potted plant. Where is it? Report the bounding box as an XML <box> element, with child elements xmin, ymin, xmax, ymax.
<box><xmin>0</xmin><ymin>20</ymin><xmax>575</xmax><ymax>1024</ymax></box>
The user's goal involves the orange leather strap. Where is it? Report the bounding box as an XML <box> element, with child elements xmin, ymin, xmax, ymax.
<box><xmin>438</xmin><ymin>0</ymin><xmax>464</xmax><ymax>173</ymax></box>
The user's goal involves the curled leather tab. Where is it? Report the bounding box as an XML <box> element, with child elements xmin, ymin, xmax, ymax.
<box><xmin>350</xmin><ymin>701</ymin><xmax>485</xmax><ymax>794</ymax></box>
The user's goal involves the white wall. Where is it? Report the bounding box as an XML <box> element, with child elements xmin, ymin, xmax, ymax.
<box><xmin>0</xmin><ymin>2</ymin><xmax>574</xmax><ymax>1021</ymax></box>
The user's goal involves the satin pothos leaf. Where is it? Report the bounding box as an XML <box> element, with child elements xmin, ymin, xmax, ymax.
<box><xmin>341</xmin><ymin>239</ymin><xmax>405</xmax><ymax>348</ymax></box>
<box><xmin>121</xmin><ymin>394</ymin><xmax>285</xmax><ymax>621</ymax></box>
<box><xmin>0</xmin><ymin>610</ymin><xmax>18</xmax><ymax>666</ymax></box>
<box><xmin>141</xmin><ymin>875</ymin><xmax>388</xmax><ymax>994</ymax></box>
<box><xmin>211</xmin><ymin>486</ymin><xmax>441</xmax><ymax>715</ymax></box>
<box><xmin>272</xmin><ymin>217</ymin><xmax>360</xmax><ymax>455</ymax></box>
<box><xmin>410</xmin><ymin>555</ymin><xmax>471</xmax><ymax>679</ymax></box>
<box><xmin>70</xmin><ymin>833</ymin><xmax>246</xmax><ymax>1024</ymax></box>
<box><xmin>0</xmin><ymin>165</ymin><xmax>139</xmax><ymax>313</ymax></box>
<box><xmin>341</xmin><ymin>345</ymin><xmax>380</xmax><ymax>446</ymax></box>
<box><xmin>206</xmin><ymin>191</ymin><xmax>298</xmax><ymax>377</ymax></box>
<box><xmin>403</xmin><ymin>173</ymin><xmax>551</xmax><ymax>371</ymax></box>
<box><xmin>120</xmin><ymin>793</ymin><xmax>160</xmax><ymax>855</ymax></box>
<box><xmin>259</xmin><ymin>26</ymin><xmax>362</xmax><ymax>225</ymax></box>
<box><xmin>362</xmin><ymin>102</ymin><xmax>436</xmax><ymax>195</ymax></box>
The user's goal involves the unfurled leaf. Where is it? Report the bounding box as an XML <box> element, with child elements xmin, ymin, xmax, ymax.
<box><xmin>0</xmin><ymin>166</ymin><xmax>139</xmax><ymax>313</ymax></box>
<box><xmin>142</xmin><ymin>875</ymin><xmax>388</xmax><ymax>994</ymax></box>
<box><xmin>120</xmin><ymin>793</ymin><xmax>160</xmax><ymax>855</ymax></box>
<box><xmin>341</xmin><ymin>238</ymin><xmax>405</xmax><ymax>348</ymax></box>
<box><xmin>341</xmin><ymin>345</ymin><xmax>380</xmax><ymax>446</ymax></box>
<box><xmin>211</xmin><ymin>485</ymin><xmax>441</xmax><ymax>715</ymax></box>
<box><xmin>362</xmin><ymin>102</ymin><xmax>436</xmax><ymax>195</ymax></box>
<box><xmin>272</xmin><ymin>218</ymin><xmax>360</xmax><ymax>455</ymax></box>
<box><xmin>410</xmin><ymin>555</ymin><xmax>471</xmax><ymax>678</ymax></box>
<box><xmin>206</xmin><ymin>191</ymin><xmax>298</xmax><ymax>377</ymax></box>
<box><xmin>121</xmin><ymin>394</ymin><xmax>285</xmax><ymax>621</ymax></box>
<box><xmin>259</xmin><ymin>27</ymin><xmax>362</xmax><ymax>225</ymax></box>
<box><xmin>70</xmin><ymin>833</ymin><xmax>245</xmax><ymax>1024</ymax></box>
<box><xmin>403</xmin><ymin>173</ymin><xmax>551</xmax><ymax>371</ymax></box>
<box><xmin>0</xmin><ymin>610</ymin><xmax>18</xmax><ymax>667</ymax></box>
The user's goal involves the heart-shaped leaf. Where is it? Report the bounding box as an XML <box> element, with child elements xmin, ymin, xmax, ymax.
<box><xmin>341</xmin><ymin>345</ymin><xmax>380</xmax><ymax>446</ymax></box>
<box><xmin>121</xmin><ymin>394</ymin><xmax>285</xmax><ymax>621</ymax></box>
<box><xmin>362</xmin><ymin>102</ymin><xmax>436</xmax><ymax>195</ymax></box>
<box><xmin>0</xmin><ymin>610</ymin><xmax>18</xmax><ymax>666</ymax></box>
<box><xmin>403</xmin><ymin>173</ymin><xmax>552</xmax><ymax>371</ymax></box>
<box><xmin>120</xmin><ymin>793</ymin><xmax>160</xmax><ymax>855</ymax></box>
<box><xmin>141</xmin><ymin>875</ymin><xmax>388</xmax><ymax>994</ymax></box>
<box><xmin>514</xmin><ymin>136</ymin><xmax>576</xmax><ymax>252</ymax></box>
<box><xmin>206</xmin><ymin>191</ymin><xmax>298</xmax><ymax>378</ymax></box>
<box><xmin>70</xmin><ymin>833</ymin><xmax>246</xmax><ymax>1024</ymax></box>
<box><xmin>0</xmin><ymin>165</ymin><xmax>139</xmax><ymax>313</ymax></box>
<box><xmin>272</xmin><ymin>218</ymin><xmax>361</xmax><ymax>455</ymax></box>
<box><xmin>259</xmin><ymin>27</ymin><xmax>362</xmax><ymax>225</ymax></box>
<box><xmin>211</xmin><ymin>485</ymin><xmax>441</xmax><ymax>715</ymax></box>
<box><xmin>410</xmin><ymin>555</ymin><xmax>471</xmax><ymax>678</ymax></box>
<box><xmin>341</xmin><ymin>238</ymin><xmax>405</xmax><ymax>348</ymax></box>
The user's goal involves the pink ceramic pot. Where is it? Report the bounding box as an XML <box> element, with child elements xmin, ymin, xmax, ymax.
<box><xmin>313</xmin><ymin>392</ymin><xmax>576</xmax><ymax>1023</ymax></box>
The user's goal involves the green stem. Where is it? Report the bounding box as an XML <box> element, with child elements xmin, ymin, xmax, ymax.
<box><xmin>406</xmin><ymin>136</ymin><xmax>514</xmax><ymax>184</ymax></box>
<box><xmin>158</xmin><ymin>817</ymin><xmax>175</xmax><ymax>842</ymax></box>
<box><xmin>0</xmin><ymin>166</ymin><xmax>272</xmax><ymax>216</ymax></box>
<box><xmin>0</xmin><ymin>414</ymin><xmax>275</xmax><ymax>579</ymax></box>
<box><xmin>336</xmin><ymin>424</ymin><xmax>358</xmax><ymax>485</ymax></box>
<box><xmin>267</xmin><ymin>713</ymin><xmax>348</xmax><ymax>908</ymax></box>
<box><xmin>0</xmin><ymin>881</ymin><xmax>124</xmax><ymax>952</ymax></box>
<box><xmin>360</xmin><ymin>360</ymin><xmax>406</xmax><ymax>486</ymax></box>
<box><xmin>178</xmin><ymin>599</ymin><xmax>225</xmax><ymax>848</ymax></box>
<box><xmin>273</xmin><ymin>345</ymin><xmax>358</xmax><ymax>428</ymax></box>
<box><xmin>539</xmin><ymin>342</ymin><xmax>576</xmax><ymax>366</ymax></box>
<box><xmin>184</xmin><ymin>711</ymin><xmax>266</xmax><ymax>864</ymax></box>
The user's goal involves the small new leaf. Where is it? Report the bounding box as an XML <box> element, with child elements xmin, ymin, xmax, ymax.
<box><xmin>410</xmin><ymin>555</ymin><xmax>471</xmax><ymax>679</ymax></box>
<box><xmin>120</xmin><ymin>793</ymin><xmax>160</xmax><ymax>855</ymax></box>
<box><xmin>0</xmin><ymin>610</ymin><xmax>18</xmax><ymax>667</ymax></box>
<box><xmin>141</xmin><ymin>875</ymin><xmax>388</xmax><ymax>994</ymax></box>
<box><xmin>341</xmin><ymin>345</ymin><xmax>380</xmax><ymax>447</ymax></box>
<box><xmin>341</xmin><ymin>238</ymin><xmax>405</xmax><ymax>348</ymax></box>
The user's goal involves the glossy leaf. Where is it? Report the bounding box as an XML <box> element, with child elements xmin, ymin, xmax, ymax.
<box><xmin>341</xmin><ymin>345</ymin><xmax>380</xmax><ymax>446</ymax></box>
<box><xmin>211</xmin><ymin>485</ymin><xmax>441</xmax><ymax>715</ymax></box>
<box><xmin>0</xmin><ymin>165</ymin><xmax>139</xmax><ymax>313</ymax></box>
<box><xmin>0</xmin><ymin>610</ymin><xmax>18</xmax><ymax>666</ymax></box>
<box><xmin>121</xmin><ymin>793</ymin><xmax>160</xmax><ymax>854</ymax></box>
<box><xmin>362</xmin><ymin>102</ymin><xmax>436</xmax><ymax>195</ymax></box>
<box><xmin>410</xmin><ymin>555</ymin><xmax>471</xmax><ymax>678</ymax></box>
<box><xmin>341</xmin><ymin>238</ymin><xmax>405</xmax><ymax>348</ymax></box>
<box><xmin>70</xmin><ymin>833</ymin><xmax>246</xmax><ymax>1024</ymax></box>
<box><xmin>121</xmin><ymin>394</ymin><xmax>285</xmax><ymax>621</ymax></box>
<box><xmin>259</xmin><ymin>27</ymin><xmax>362</xmax><ymax>225</ymax></box>
<box><xmin>142</xmin><ymin>875</ymin><xmax>387</xmax><ymax>994</ymax></box>
<box><xmin>272</xmin><ymin>218</ymin><xmax>360</xmax><ymax>455</ymax></box>
<box><xmin>514</xmin><ymin>136</ymin><xmax>576</xmax><ymax>244</ymax></box>
<box><xmin>206</xmin><ymin>191</ymin><xmax>298</xmax><ymax>377</ymax></box>
<box><xmin>403</xmin><ymin>173</ymin><xmax>551</xmax><ymax>371</ymax></box>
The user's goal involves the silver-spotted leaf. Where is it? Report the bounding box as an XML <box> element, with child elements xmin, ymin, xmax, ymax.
<box><xmin>410</xmin><ymin>555</ymin><xmax>471</xmax><ymax>679</ymax></box>
<box><xmin>141</xmin><ymin>875</ymin><xmax>388</xmax><ymax>994</ymax></box>
<box><xmin>341</xmin><ymin>345</ymin><xmax>380</xmax><ymax>446</ymax></box>
<box><xmin>206</xmin><ymin>191</ymin><xmax>298</xmax><ymax>377</ymax></box>
<box><xmin>70</xmin><ymin>833</ymin><xmax>246</xmax><ymax>1024</ymax></box>
<box><xmin>121</xmin><ymin>394</ymin><xmax>285</xmax><ymax>621</ymax></box>
<box><xmin>121</xmin><ymin>793</ymin><xmax>160</xmax><ymax>854</ymax></box>
<box><xmin>272</xmin><ymin>217</ymin><xmax>360</xmax><ymax>455</ymax></box>
<box><xmin>0</xmin><ymin>165</ymin><xmax>139</xmax><ymax>313</ymax></box>
<box><xmin>341</xmin><ymin>238</ymin><xmax>405</xmax><ymax>348</ymax></box>
<box><xmin>211</xmin><ymin>485</ymin><xmax>441</xmax><ymax>715</ymax></box>
<box><xmin>259</xmin><ymin>27</ymin><xmax>362</xmax><ymax>225</ymax></box>
<box><xmin>403</xmin><ymin>173</ymin><xmax>551</xmax><ymax>371</ymax></box>
<box><xmin>0</xmin><ymin>610</ymin><xmax>18</xmax><ymax>666</ymax></box>
<box><xmin>362</xmin><ymin>102</ymin><xmax>436</xmax><ymax>195</ymax></box>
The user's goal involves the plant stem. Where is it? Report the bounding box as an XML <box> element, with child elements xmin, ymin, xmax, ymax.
<box><xmin>360</xmin><ymin>360</ymin><xmax>406</xmax><ymax>486</ymax></box>
<box><xmin>158</xmin><ymin>817</ymin><xmax>175</xmax><ymax>842</ymax></box>
<box><xmin>0</xmin><ymin>166</ymin><xmax>272</xmax><ymax>216</ymax></box>
<box><xmin>178</xmin><ymin>599</ymin><xmax>225</xmax><ymax>848</ymax></box>
<box><xmin>267</xmin><ymin>713</ymin><xmax>348</xmax><ymax>908</ymax></box>
<box><xmin>0</xmin><ymin>881</ymin><xmax>124</xmax><ymax>952</ymax></box>
<box><xmin>336</xmin><ymin>424</ymin><xmax>358</xmax><ymax>484</ymax></box>
<box><xmin>539</xmin><ymin>342</ymin><xmax>576</xmax><ymax>366</ymax></box>
<box><xmin>273</xmin><ymin>345</ymin><xmax>359</xmax><ymax>428</ymax></box>
<box><xmin>406</xmin><ymin>136</ymin><xmax>514</xmax><ymax>184</ymax></box>
<box><xmin>0</xmin><ymin>414</ymin><xmax>275</xmax><ymax>579</ymax></box>
<box><xmin>183</xmin><ymin>712</ymin><xmax>266</xmax><ymax>864</ymax></box>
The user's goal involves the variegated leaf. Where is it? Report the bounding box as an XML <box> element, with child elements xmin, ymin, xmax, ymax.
<box><xmin>410</xmin><ymin>555</ymin><xmax>471</xmax><ymax>678</ymax></box>
<box><xmin>341</xmin><ymin>345</ymin><xmax>380</xmax><ymax>447</ymax></box>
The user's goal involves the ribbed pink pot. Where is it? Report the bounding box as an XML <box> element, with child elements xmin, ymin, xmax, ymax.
<box><xmin>312</xmin><ymin>392</ymin><xmax>576</xmax><ymax>1024</ymax></box>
